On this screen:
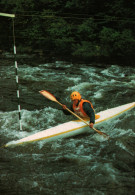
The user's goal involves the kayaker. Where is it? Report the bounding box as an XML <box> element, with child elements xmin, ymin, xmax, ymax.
<box><xmin>62</xmin><ymin>91</ymin><xmax>95</xmax><ymax>128</ymax></box>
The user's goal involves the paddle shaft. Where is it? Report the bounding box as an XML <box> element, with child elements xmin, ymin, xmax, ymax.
<box><xmin>39</xmin><ymin>90</ymin><xmax>109</xmax><ymax>138</ymax></box>
<box><xmin>57</xmin><ymin>100</ymin><xmax>89</xmax><ymax>125</ymax></box>
<box><xmin>56</xmin><ymin>100</ymin><xmax>105</xmax><ymax>136</ymax></box>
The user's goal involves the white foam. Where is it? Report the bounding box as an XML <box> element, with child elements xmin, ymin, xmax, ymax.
<box><xmin>0</xmin><ymin>107</ymin><xmax>64</xmax><ymax>141</ymax></box>
<box><xmin>94</xmin><ymin>89</ymin><xmax>104</xmax><ymax>99</ymax></box>
<box><xmin>66</xmin><ymin>82</ymin><xmax>91</xmax><ymax>92</ymax></box>
<box><xmin>115</xmin><ymin>140</ymin><xmax>134</xmax><ymax>156</ymax></box>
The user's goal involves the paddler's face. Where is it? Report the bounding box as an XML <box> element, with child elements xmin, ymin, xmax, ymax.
<box><xmin>73</xmin><ymin>99</ymin><xmax>79</xmax><ymax>105</ymax></box>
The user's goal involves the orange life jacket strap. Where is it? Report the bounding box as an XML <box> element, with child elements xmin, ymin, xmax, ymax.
<box><xmin>73</xmin><ymin>99</ymin><xmax>94</xmax><ymax>118</ymax></box>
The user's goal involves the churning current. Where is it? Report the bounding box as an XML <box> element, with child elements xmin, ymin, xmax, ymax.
<box><xmin>0</xmin><ymin>61</ymin><xmax>135</xmax><ymax>195</ymax></box>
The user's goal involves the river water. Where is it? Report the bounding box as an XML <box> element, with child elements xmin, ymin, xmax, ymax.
<box><xmin>0</xmin><ymin>60</ymin><xmax>135</xmax><ymax>195</ymax></box>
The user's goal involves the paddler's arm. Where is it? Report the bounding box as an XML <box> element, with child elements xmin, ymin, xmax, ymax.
<box><xmin>62</xmin><ymin>104</ymin><xmax>73</xmax><ymax>115</ymax></box>
<box><xmin>83</xmin><ymin>102</ymin><xmax>95</xmax><ymax>128</ymax></box>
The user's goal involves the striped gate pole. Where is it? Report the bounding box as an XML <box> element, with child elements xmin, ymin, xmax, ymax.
<box><xmin>12</xmin><ymin>18</ymin><xmax>23</xmax><ymax>130</ymax></box>
<box><xmin>0</xmin><ymin>13</ymin><xmax>22</xmax><ymax>130</ymax></box>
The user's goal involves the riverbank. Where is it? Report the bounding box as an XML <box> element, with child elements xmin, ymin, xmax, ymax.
<box><xmin>0</xmin><ymin>50</ymin><xmax>135</xmax><ymax>67</ymax></box>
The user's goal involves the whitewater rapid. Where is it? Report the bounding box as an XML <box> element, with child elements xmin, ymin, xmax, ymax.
<box><xmin>0</xmin><ymin>61</ymin><xmax>135</xmax><ymax>194</ymax></box>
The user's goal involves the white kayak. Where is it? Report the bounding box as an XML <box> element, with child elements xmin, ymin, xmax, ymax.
<box><xmin>4</xmin><ymin>102</ymin><xmax>135</xmax><ymax>147</ymax></box>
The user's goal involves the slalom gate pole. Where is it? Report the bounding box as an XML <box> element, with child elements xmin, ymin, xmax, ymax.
<box><xmin>0</xmin><ymin>13</ymin><xmax>22</xmax><ymax>130</ymax></box>
<box><xmin>12</xmin><ymin>18</ymin><xmax>22</xmax><ymax>130</ymax></box>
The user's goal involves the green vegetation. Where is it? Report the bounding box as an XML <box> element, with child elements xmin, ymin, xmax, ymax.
<box><xmin>0</xmin><ymin>0</ymin><xmax>135</xmax><ymax>63</ymax></box>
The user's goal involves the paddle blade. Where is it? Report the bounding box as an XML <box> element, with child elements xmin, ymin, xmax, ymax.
<box><xmin>93</xmin><ymin>127</ymin><xmax>109</xmax><ymax>139</ymax></box>
<box><xmin>39</xmin><ymin>90</ymin><xmax>57</xmax><ymax>102</ymax></box>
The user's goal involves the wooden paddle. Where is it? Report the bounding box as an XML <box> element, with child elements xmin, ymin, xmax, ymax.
<box><xmin>39</xmin><ymin>90</ymin><xmax>109</xmax><ymax>139</ymax></box>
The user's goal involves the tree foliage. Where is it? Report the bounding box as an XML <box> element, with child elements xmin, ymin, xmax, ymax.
<box><xmin>0</xmin><ymin>0</ymin><xmax>135</xmax><ymax>62</ymax></box>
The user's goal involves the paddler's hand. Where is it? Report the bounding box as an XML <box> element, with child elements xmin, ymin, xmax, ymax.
<box><xmin>89</xmin><ymin>123</ymin><xmax>94</xmax><ymax>128</ymax></box>
<box><xmin>62</xmin><ymin>104</ymin><xmax>67</xmax><ymax>110</ymax></box>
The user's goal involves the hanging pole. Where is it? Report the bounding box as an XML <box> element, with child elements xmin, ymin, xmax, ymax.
<box><xmin>12</xmin><ymin>18</ymin><xmax>22</xmax><ymax>130</ymax></box>
<box><xmin>0</xmin><ymin>12</ymin><xmax>22</xmax><ymax>130</ymax></box>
